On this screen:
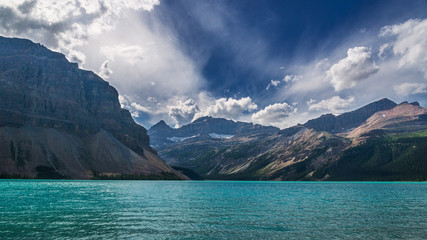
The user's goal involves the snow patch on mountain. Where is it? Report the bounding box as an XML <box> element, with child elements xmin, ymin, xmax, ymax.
<box><xmin>209</xmin><ymin>133</ymin><xmax>234</xmax><ymax>139</ymax></box>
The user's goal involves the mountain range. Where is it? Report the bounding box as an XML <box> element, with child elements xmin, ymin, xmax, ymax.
<box><xmin>148</xmin><ymin>116</ymin><xmax>278</xmax><ymax>147</ymax></box>
<box><xmin>149</xmin><ymin>99</ymin><xmax>427</xmax><ymax>181</ymax></box>
<box><xmin>1</xmin><ymin>36</ymin><xmax>426</xmax><ymax>181</ymax></box>
<box><xmin>0</xmin><ymin>36</ymin><xmax>186</xmax><ymax>180</ymax></box>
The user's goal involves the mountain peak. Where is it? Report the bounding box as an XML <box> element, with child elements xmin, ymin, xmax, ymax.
<box><xmin>152</xmin><ymin>120</ymin><xmax>170</xmax><ymax>128</ymax></box>
<box><xmin>347</xmin><ymin>101</ymin><xmax>427</xmax><ymax>141</ymax></box>
<box><xmin>378</xmin><ymin>97</ymin><xmax>393</xmax><ymax>102</ymax></box>
<box><xmin>148</xmin><ymin>120</ymin><xmax>173</xmax><ymax>135</ymax></box>
<box><xmin>305</xmin><ymin>98</ymin><xmax>397</xmax><ymax>133</ymax></box>
<box><xmin>371</xmin><ymin>98</ymin><xmax>397</xmax><ymax>107</ymax></box>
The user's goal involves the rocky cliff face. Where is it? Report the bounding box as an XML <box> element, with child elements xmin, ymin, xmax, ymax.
<box><xmin>0</xmin><ymin>36</ymin><xmax>152</xmax><ymax>154</ymax></box>
<box><xmin>0</xmin><ymin>36</ymin><xmax>184</xmax><ymax>179</ymax></box>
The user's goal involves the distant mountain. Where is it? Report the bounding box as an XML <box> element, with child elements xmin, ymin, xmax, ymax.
<box><xmin>151</xmin><ymin>100</ymin><xmax>427</xmax><ymax>181</ymax></box>
<box><xmin>318</xmin><ymin>102</ymin><xmax>427</xmax><ymax>181</ymax></box>
<box><xmin>347</xmin><ymin>102</ymin><xmax>427</xmax><ymax>142</ymax></box>
<box><xmin>158</xmin><ymin>126</ymin><xmax>349</xmax><ymax>180</ymax></box>
<box><xmin>148</xmin><ymin>116</ymin><xmax>279</xmax><ymax>147</ymax></box>
<box><xmin>304</xmin><ymin>98</ymin><xmax>397</xmax><ymax>133</ymax></box>
<box><xmin>0</xmin><ymin>36</ymin><xmax>186</xmax><ymax>180</ymax></box>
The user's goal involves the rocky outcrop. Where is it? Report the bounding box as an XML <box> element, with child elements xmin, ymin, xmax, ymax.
<box><xmin>304</xmin><ymin>98</ymin><xmax>397</xmax><ymax>133</ymax></box>
<box><xmin>0</xmin><ymin>36</ymin><xmax>185</xmax><ymax>179</ymax></box>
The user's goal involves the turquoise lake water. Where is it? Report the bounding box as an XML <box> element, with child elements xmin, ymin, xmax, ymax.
<box><xmin>0</xmin><ymin>180</ymin><xmax>426</xmax><ymax>239</ymax></box>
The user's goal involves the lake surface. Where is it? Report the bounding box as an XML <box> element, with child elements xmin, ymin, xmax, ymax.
<box><xmin>0</xmin><ymin>180</ymin><xmax>426</xmax><ymax>239</ymax></box>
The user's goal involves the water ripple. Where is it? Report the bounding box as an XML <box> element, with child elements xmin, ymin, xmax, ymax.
<box><xmin>0</xmin><ymin>180</ymin><xmax>426</xmax><ymax>239</ymax></box>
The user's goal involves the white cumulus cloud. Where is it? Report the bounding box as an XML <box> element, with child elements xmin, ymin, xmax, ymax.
<box><xmin>266</xmin><ymin>75</ymin><xmax>299</xmax><ymax>90</ymax></box>
<box><xmin>308</xmin><ymin>96</ymin><xmax>355</xmax><ymax>113</ymax></box>
<box><xmin>251</xmin><ymin>102</ymin><xmax>294</xmax><ymax>126</ymax></box>
<box><xmin>266</xmin><ymin>79</ymin><xmax>281</xmax><ymax>90</ymax></box>
<box><xmin>283</xmin><ymin>74</ymin><xmax>299</xmax><ymax>83</ymax></box>
<box><xmin>393</xmin><ymin>82</ymin><xmax>427</xmax><ymax>96</ymax></box>
<box><xmin>168</xmin><ymin>99</ymin><xmax>201</xmax><ymax>127</ymax></box>
<box><xmin>194</xmin><ymin>97</ymin><xmax>258</xmax><ymax>121</ymax></box>
<box><xmin>327</xmin><ymin>47</ymin><xmax>379</xmax><ymax>91</ymax></box>
<box><xmin>119</xmin><ymin>95</ymin><xmax>152</xmax><ymax>117</ymax></box>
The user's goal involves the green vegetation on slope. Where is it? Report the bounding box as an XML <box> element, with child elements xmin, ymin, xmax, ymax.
<box><xmin>316</xmin><ymin>135</ymin><xmax>427</xmax><ymax>181</ymax></box>
<box><xmin>388</xmin><ymin>130</ymin><xmax>427</xmax><ymax>140</ymax></box>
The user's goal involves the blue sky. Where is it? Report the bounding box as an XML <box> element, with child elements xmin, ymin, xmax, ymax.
<box><xmin>1</xmin><ymin>0</ymin><xmax>427</xmax><ymax>128</ymax></box>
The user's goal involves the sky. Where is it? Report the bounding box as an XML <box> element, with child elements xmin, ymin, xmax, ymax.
<box><xmin>1</xmin><ymin>0</ymin><xmax>427</xmax><ymax>129</ymax></box>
